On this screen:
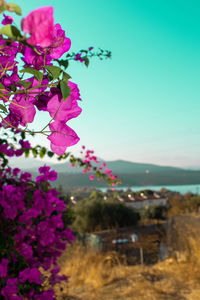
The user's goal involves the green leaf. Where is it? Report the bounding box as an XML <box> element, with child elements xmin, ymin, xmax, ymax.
<box><xmin>20</xmin><ymin>131</ymin><xmax>25</xmax><ymax>140</ymax></box>
<box><xmin>0</xmin><ymin>83</ymin><xmax>4</xmax><ymax>90</ymax></box>
<box><xmin>47</xmin><ymin>151</ymin><xmax>54</xmax><ymax>158</ymax></box>
<box><xmin>14</xmin><ymin>81</ymin><xmax>32</xmax><ymax>89</ymax></box>
<box><xmin>7</xmin><ymin>3</ymin><xmax>22</xmax><ymax>15</ymax></box>
<box><xmin>39</xmin><ymin>147</ymin><xmax>47</xmax><ymax>158</ymax></box>
<box><xmin>56</xmin><ymin>59</ymin><xmax>69</xmax><ymax>69</ymax></box>
<box><xmin>60</xmin><ymin>80</ymin><xmax>71</xmax><ymax>101</ymax></box>
<box><xmin>0</xmin><ymin>104</ymin><xmax>8</xmax><ymax>113</ymax></box>
<box><xmin>46</xmin><ymin>73</ymin><xmax>53</xmax><ymax>82</ymax></box>
<box><xmin>63</xmin><ymin>152</ymin><xmax>70</xmax><ymax>159</ymax></box>
<box><xmin>0</xmin><ymin>25</ymin><xmax>22</xmax><ymax>39</ymax></box>
<box><xmin>2</xmin><ymin>158</ymin><xmax>8</xmax><ymax>167</ymax></box>
<box><xmin>24</xmin><ymin>148</ymin><xmax>29</xmax><ymax>158</ymax></box>
<box><xmin>84</xmin><ymin>57</ymin><xmax>89</xmax><ymax>67</ymax></box>
<box><xmin>32</xmin><ymin>148</ymin><xmax>37</xmax><ymax>157</ymax></box>
<box><xmin>62</xmin><ymin>71</ymin><xmax>71</xmax><ymax>81</ymax></box>
<box><xmin>9</xmin><ymin>83</ymin><xmax>16</xmax><ymax>92</ymax></box>
<box><xmin>96</xmin><ymin>171</ymin><xmax>101</xmax><ymax>177</ymax></box>
<box><xmin>20</xmin><ymin>67</ymin><xmax>43</xmax><ymax>83</ymax></box>
<box><xmin>45</xmin><ymin>65</ymin><xmax>61</xmax><ymax>81</ymax></box>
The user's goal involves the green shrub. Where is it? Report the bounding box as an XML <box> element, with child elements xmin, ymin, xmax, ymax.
<box><xmin>72</xmin><ymin>198</ymin><xmax>140</xmax><ymax>232</ymax></box>
<box><xmin>138</xmin><ymin>205</ymin><xmax>167</xmax><ymax>220</ymax></box>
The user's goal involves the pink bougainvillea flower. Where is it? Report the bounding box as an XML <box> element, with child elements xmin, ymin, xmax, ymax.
<box><xmin>75</xmin><ymin>53</ymin><xmax>84</xmax><ymax>62</ymax></box>
<box><xmin>50</xmin><ymin>144</ymin><xmax>67</xmax><ymax>156</ymax></box>
<box><xmin>48</xmin><ymin>23</ymin><xmax>71</xmax><ymax>59</ymax></box>
<box><xmin>48</xmin><ymin>121</ymin><xmax>79</xmax><ymax>155</ymax></box>
<box><xmin>13</xmin><ymin>168</ymin><xmax>21</xmax><ymax>176</ymax></box>
<box><xmin>104</xmin><ymin>168</ymin><xmax>112</xmax><ymax>175</ymax></box>
<box><xmin>0</xmin><ymin>39</ymin><xmax>18</xmax><ymax>75</ymax></box>
<box><xmin>39</xmin><ymin>166</ymin><xmax>51</xmax><ymax>174</ymax></box>
<box><xmin>21</xmin><ymin>7</ymin><xmax>54</xmax><ymax>47</ymax></box>
<box><xmin>19</xmin><ymin>267</ymin><xmax>42</xmax><ymax>284</ymax></box>
<box><xmin>47</xmin><ymin>86</ymin><xmax>82</xmax><ymax>123</ymax></box>
<box><xmin>68</xmin><ymin>81</ymin><xmax>82</xmax><ymax>101</ymax></box>
<box><xmin>0</xmin><ymin>258</ymin><xmax>8</xmax><ymax>278</ymax></box>
<box><xmin>89</xmin><ymin>174</ymin><xmax>95</xmax><ymax>181</ymax></box>
<box><xmin>47</xmin><ymin>94</ymin><xmax>82</xmax><ymax>123</ymax></box>
<box><xmin>1</xmin><ymin>278</ymin><xmax>19</xmax><ymax>299</ymax></box>
<box><xmin>99</xmin><ymin>162</ymin><xmax>106</xmax><ymax>170</ymax></box>
<box><xmin>27</xmin><ymin>77</ymin><xmax>49</xmax><ymax>94</ymax></box>
<box><xmin>9</xmin><ymin>94</ymin><xmax>36</xmax><ymax>127</ymax></box>
<box><xmin>22</xmin><ymin>45</ymin><xmax>52</xmax><ymax>70</ymax></box>
<box><xmin>19</xmin><ymin>140</ymin><xmax>31</xmax><ymax>149</ymax></box>
<box><xmin>36</xmin><ymin>167</ymin><xmax>57</xmax><ymax>183</ymax></box>
<box><xmin>2</xmin><ymin>14</ymin><xmax>14</xmax><ymax>25</ymax></box>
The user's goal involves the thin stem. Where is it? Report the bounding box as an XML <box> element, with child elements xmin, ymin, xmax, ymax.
<box><xmin>4</xmin><ymin>83</ymin><xmax>57</xmax><ymax>96</ymax></box>
<box><xmin>0</xmin><ymin>93</ymin><xmax>28</xmax><ymax>109</ymax></box>
<box><xmin>0</xmin><ymin>113</ymin><xmax>51</xmax><ymax>135</ymax></box>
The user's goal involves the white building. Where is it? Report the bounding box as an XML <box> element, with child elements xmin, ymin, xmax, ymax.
<box><xmin>125</xmin><ymin>197</ymin><xmax>168</xmax><ymax>209</ymax></box>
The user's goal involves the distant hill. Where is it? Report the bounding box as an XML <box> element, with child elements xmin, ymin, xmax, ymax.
<box><xmin>9</xmin><ymin>157</ymin><xmax>200</xmax><ymax>189</ymax></box>
<box><xmin>9</xmin><ymin>157</ymin><xmax>82</xmax><ymax>174</ymax></box>
<box><xmin>100</xmin><ymin>160</ymin><xmax>184</xmax><ymax>173</ymax></box>
<box><xmin>12</xmin><ymin>158</ymin><xmax>184</xmax><ymax>174</ymax></box>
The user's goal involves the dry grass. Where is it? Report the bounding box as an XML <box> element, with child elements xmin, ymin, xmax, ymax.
<box><xmin>53</xmin><ymin>216</ymin><xmax>200</xmax><ymax>299</ymax></box>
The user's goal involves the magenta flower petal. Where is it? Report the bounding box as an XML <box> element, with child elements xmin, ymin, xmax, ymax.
<box><xmin>48</xmin><ymin>23</ymin><xmax>71</xmax><ymax>59</ymax></box>
<box><xmin>47</xmin><ymin>83</ymin><xmax>82</xmax><ymax>123</ymax></box>
<box><xmin>2</xmin><ymin>14</ymin><xmax>14</xmax><ymax>25</ymax></box>
<box><xmin>50</xmin><ymin>144</ymin><xmax>67</xmax><ymax>155</ymax></box>
<box><xmin>47</xmin><ymin>94</ymin><xmax>82</xmax><ymax>122</ymax></box>
<box><xmin>39</xmin><ymin>166</ymin><xmax>51</xmax><ymax>174</ymax></box>
<box><xmin>48</xmin><ymin>170</ymin><xmax>57</xmax><ymax>181</ymax></box>
<box><xmin>0</xmin><ymin>258</ymin><xmax>8</xmax><ymax>278</ymax></box>
<box><xmin>9</xmin><ymin>94</ymin><xmax>36</xmax><ymax>127</ymax></box>
<box><xmin>21</xmin><ymin>7</ymin><xmax>54</xmax><ymax>47</ymax></box>
<box><xmin>48</xmin><ymin>121</ymin><xmax>79</xmax><ymax>147</ymax></box>
<box><xmin>48</xmin><ymin>121</ymin><xmax>79</xmax><ymax>155</ymax></box>
<box><xmin>89</xmin><ymin>174</ymin><xmax>95</xmax><ymax>181</ymax></box>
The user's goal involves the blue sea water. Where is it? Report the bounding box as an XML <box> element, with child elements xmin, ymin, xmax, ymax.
<box><xmin>98</xmin><ymin>184</ymin><xmax>200</xmax><ymax>194</ymax></box>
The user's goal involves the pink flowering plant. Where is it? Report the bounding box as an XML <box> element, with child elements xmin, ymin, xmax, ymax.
<box><xmin>70</xmin><ymin>146</ymin><xmax>120</xmax><ymax>189</ymax></box>
<box><xmin>0</xmin><ymin>1</ymin><xmax>120</xmax><ymax>298</ymax></box>
<box><xmin>0</xmin><ymin>0</ymin><xmax>117</xmax><ymax>181</ymax></box>
<box><xmin>0</xmin><ymin>2</ymin><xmax>81</xmax><ymax>156</ymax></box>
<box><xmin>0</xmin><ymin>164</ymin><xmax>74</xmax><ymax>299</ymax></box>
<box><xmin>0</xmin><ymin>3</ymin><xmax>111</xmax><ymax>157</ymax></box>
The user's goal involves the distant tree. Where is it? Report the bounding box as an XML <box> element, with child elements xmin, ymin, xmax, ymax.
<box><xmin>139</xmin><ymin>205</ymin><xmax>167</xmax><ymax>221</ymax></box>
<box><xmin>89</xmin><ymin>190</ymin><xmax>104</xmax><ymax>201</ymax></box>
<box><xmin>72</xmin><ymin>198</ymin><xmax>139</xmax><ymax>232</ymax></box>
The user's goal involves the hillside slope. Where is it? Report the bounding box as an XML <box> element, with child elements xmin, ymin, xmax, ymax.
<box><xmin>10</xmin><ymin>157</ymin><xmax>200</xmax><ymax>188</ymax></box>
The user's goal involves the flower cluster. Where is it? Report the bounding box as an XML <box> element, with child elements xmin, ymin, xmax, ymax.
<box><xmin>0</xmin><ymin>165</ymin><xmax>74</xmax><ymax>299</ymax></box>
<box><xmin>0</xmin><ymin>4</ymin><xmax>118</xmax><ymax>298</ymax></box>
<box><xmin>62</xmin><ymin>46</ymin><xmax>111</xmax><ymax>68</ymax></box>
<box><xmin>0</xmin><ymin>6</ymin><xmax>82</xmax><ymax>156</ymax></box>
<box><xmin>0</xmin><ymin>125</ymin><xmax>32</xmax><ymax>167</ymax></box>
<box><xmin>70</xmin><ymin>145</ymin><xmax>120</xmax><ymax>190</ymax></box>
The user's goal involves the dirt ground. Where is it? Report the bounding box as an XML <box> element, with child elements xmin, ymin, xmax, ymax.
<box><xmin>53</xmin><ymin>220</ymin><xmax>200</xmax><ymax>300</ymax></box>
<box><xmin>95</xmin><ymin>222</ymin><xmax>165</xmax><ymax>265</ymax></box>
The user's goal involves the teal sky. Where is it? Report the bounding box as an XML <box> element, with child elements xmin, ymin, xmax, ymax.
<box><xmin>11</xmin><ymin>0</ymin><xmax>200</xmax><ymax>167</ymax></box>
